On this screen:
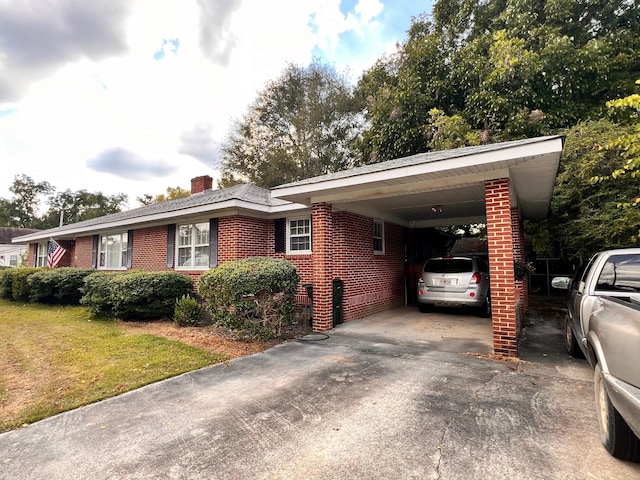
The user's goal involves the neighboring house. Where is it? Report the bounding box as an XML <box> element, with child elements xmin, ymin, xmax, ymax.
<box><xmin>0</xmin><ymin>227</ymin><xmax>39</xmax><ymax>267</ymax></box>
<box><xmin>14</xmin><ymin>136</ymin><xmax>565</xmax><ymax>356</ymax></box>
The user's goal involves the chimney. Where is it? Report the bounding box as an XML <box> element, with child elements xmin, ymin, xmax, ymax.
<box><xmin>190</xmin><ymin>175</ymin><xmax>213</xmax><ymax>194</ymax></box>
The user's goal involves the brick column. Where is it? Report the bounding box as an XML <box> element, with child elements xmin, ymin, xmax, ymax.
<box><xmin>312</xmin><ymin>202</ymin><xmax>334</xmax><ymax>332</ymax></box>
<box><xmin>511</xmin><ymin>207</ymin><xmax>528</xmax><ymax>319</ymax></box>
<box><xmin>486</xmin><ymin>179</ymin><xmax>518</xmax><ymax>356</ymax></box>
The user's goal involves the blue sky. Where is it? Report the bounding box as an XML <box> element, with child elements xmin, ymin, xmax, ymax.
<box><xmin>0</xmin><ymin>0</ymin><xmax>433</xmax><ymax>207</ymax></box>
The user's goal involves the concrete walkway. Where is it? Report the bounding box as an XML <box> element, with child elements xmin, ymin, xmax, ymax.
<box><xmin>1</xmin><ymin>307</ymin><xmax>639</xmax><ymax>479</ymax></box>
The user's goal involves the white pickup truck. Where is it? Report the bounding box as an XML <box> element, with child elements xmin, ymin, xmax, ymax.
<box><xmin>552</xmin><ymin>248</ymin><xmax>640</xmax><ymax>462</ymax></box>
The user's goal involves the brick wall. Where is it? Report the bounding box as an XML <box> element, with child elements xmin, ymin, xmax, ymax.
<box><xmin>72</xmin><ymin>236</ymin><xmax>94</xmax><ymax>268</ymax></box>
<box><xmin>333</xmin><ymin>211</ymin><xmax>404</xmax><ymax>321</ymax></box>
<box><xmin>132</xmin><ymin>226</ymin><xmax>170</xmax><ymax>271</ymax></box>
<box><xmin>486</xmin><ymin>179</ymin><xmax>518</xmax><ymax>357</ymax></box>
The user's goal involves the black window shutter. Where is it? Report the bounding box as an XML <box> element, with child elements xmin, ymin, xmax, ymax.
<box><xmin>275</xmin><ymin>218</ymin><xmax>285</xmax><ymax>253</ymax></box>
<box><xmin>167</xmin><ymin>224</ymin><xmax>176</xmax><ymax>268</ymax></box>
<box><xmin>126</xmin><ymin>230</ymin><xmax>134</xmax><ymax>269</ymax></box>
<box><xmin>91</xmin><ymin>235</ymin><xmax>99</xmax><ymax>268</ymax></box>
<box><xmin>33</xmin><ymin>243</ymin><xmax>38</xmax><ymax>267</ymax></box>
<box><xmin>209</xmin><ymin>218</ymin><xmax>218</xmax><ymax>268</ymax></box>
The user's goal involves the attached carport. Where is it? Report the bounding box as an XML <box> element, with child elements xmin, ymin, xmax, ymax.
<box><xmin>273</xmin><ymin>136</ymin><xmax>564</xmax><ymax>356</ymax></box>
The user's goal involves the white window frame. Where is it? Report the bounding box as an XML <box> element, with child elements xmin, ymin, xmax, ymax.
<box><xmin>98</xmin><ymin>232</ymin><xmax>128</xmax><ymax>270</ymax></box>
<box><xmin>9</xmin><ymin>254</ymin><xmax>18</xmax><ymax>267</ymax></box>
<box><xmin>373</xmin><ymin>220</ymin><xmax>385</xmax><ymax>255</ymax></box>
<box><xmin>176</xmin><ymin>221</ymin><xmax>210</xmax><ymax>270</ymax></box>
<box><xmin>286</xmin><ymin>217</ymin><xmax>312</xmax><ymax>255</ymax></box>
<box><xmin>36</xmin><ymin>242</ymin><xmax>48</xmax><ymax>267</ymax></box>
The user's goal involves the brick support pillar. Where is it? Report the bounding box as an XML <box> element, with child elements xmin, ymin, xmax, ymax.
<box><xmin>511</xmin><ymin>207</ymin><xmax>528</xmax><ymax>321</ymax></box>
<box><xmin>312</xmin><ymin>203</ymin><xmax>334</xmax><ymax>332</ymax></box>
<box><xmin>486</xmin><ymin>179</ymin><xmax>518</xmax><ymax>356</ymax></box>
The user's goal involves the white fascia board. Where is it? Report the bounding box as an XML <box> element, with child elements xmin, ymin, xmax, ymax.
<box><xmin>273</xmin><ymin>137</ymin><xmax>563</xmax><ymax>203</ymax></box>
<box><xmin>13</xmin><ymin>199</ymin><xmax>308</xmax><ymax>243</ymax></box>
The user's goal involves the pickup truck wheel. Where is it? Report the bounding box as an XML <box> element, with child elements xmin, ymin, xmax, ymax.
<box><xmin>564</xmin><ymin>316</ymin><xmax>583</xmax><ymax>358</ymax></box>
<box><xmin>594</xmin><ymin>363</ymin><xmax>640</xmax><ymax>461</ymax></box>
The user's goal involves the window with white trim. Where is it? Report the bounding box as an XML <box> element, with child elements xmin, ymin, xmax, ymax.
<box><xmin>9</xmin><ymin>254</ymin><xmax>18</xmax><ymax>266</ymax></box>
<box><xmin>99</xmin><ymin>232</ymin><xmax>128</xmax><ymax>269</ymax></box>
<box><xmin>177</xmin><ymin>222</ymin><xmax>209</xmax><ymax>269</ymax></box>
<box><xmin>373</xmin><ymin>220</ymin><xmax>384</xmax><ymax>254</ymax></box>
<box><xmin>36</xmin><ymin>242</ymin><xmax>48</xmax><ymax>267</ymax></box>
<box><xmin>287</xmin><ymin>217</ymin><xmax>311</xmax><ymax>254</ymax></box>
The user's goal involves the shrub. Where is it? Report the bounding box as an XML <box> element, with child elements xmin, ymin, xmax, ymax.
<box><xmin>28</xmin><ymin>268</ymin><xmax>95</xmax><ymax>305</ymax></box>
<box><xmin>10</xmin><ymin>267</ymin><xmax>41</xmax><ymax>301</ymax></box>
<box><xmin>0</xmin><ymin>269</ymin><xmax>13</xmax><ymax>299</ymax></box>
<box><xmin>80</xmin><ymin>271</ymin><xmax>123</xmax><ymax>317</ymax></box>
<box><xmin>198</xmin><ymin>257</ymin><xmax>300</xmax><ymax>339</ymax></box>
<box><xmin>81</xmin><ymin>270</ymin><xmax>194</xmax><ymax>320</ymax></box>
<box><xmin>174</xmin><ymin>295</ymin><xmax>202</xmax><ymax>327</ymax></box>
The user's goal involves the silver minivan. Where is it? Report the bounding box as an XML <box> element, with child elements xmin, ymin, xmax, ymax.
<box><xmin>417</xmin><ymin>256</ymin><xmax>491</xmax><ymax>317</ymax></box>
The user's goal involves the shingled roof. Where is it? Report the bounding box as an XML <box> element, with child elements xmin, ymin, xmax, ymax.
<box><xmin>13</xmin><ymin>184</ymin><xmax>301</xmax><ymax>243</ymax></box>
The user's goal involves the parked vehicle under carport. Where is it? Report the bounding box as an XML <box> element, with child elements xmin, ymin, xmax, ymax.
<box><xmin>417</xmin><ymin>256</ymin><xmax>491</xmax><ymax>318</ymax></box>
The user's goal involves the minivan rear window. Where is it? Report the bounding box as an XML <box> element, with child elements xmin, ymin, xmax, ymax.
<box><xmin>424</xmin><ymin>259</ymin><xmax>473</xmax><ymax>273</ymax></box>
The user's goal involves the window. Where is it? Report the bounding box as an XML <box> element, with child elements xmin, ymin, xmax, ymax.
<box><xmin>177</xmin><ymin>222</ymin><xmax>209</xmax><ymax>269</ymax></box>
<box><xmin>596</xmin><ymin>254</ymin><xmax>640</xmax><ymax>293</ymax></box>
<box><xmin>373</xmin><ymin>220</ymin><xmax>384</xmax><ymax>254</ymax></box>
<box><xmin>9</xmin><ymin>254</ymin><xmax>17</xmax><ymax>267</ymax></box>
<box><xmin>287</xmin><ymin>218</ymin><xmax>311</xmax><ymax>254</ymax></box>
<box><xmin>36</xmin><ymin>242</ymin><xmax>47</xmax><ymax>267</ymax></box>
<box><xmin>99</xmin><ymin>233</ymin><xmax>128</xmax><ymax>269</ymax></box>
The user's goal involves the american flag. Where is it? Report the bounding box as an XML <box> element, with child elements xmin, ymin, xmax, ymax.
<box><xmin>47</xmin><ymin>238</ymin><xmax>66</xmax><ymax>268</ymax></box>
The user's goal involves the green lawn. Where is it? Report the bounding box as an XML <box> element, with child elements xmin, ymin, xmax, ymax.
<box><xmin>0</xmin><ymin>300</ymin><xmax>227</xmax><ymax>432</ymax></box>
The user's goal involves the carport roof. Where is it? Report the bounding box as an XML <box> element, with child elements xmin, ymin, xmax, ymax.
<box><xmin>272</xmin><ymin>136</ymin><xmax>564</xmax><ymax>228</ymax></box>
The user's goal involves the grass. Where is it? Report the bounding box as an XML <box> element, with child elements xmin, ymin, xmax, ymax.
<box><xmin>0</xmin><ymin>300</ymin><xmax>228</xmax><ymax>433</ymax></box>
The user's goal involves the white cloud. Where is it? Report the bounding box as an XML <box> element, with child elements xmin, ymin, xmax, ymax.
<box><xmin>0</xmin><ymin>0</ymin><xmax>432</xmax><ymax>209</ymax></box>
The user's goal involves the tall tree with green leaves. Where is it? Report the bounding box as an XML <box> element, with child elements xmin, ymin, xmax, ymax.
<box><xmin>356</xmin><ymin>0</ymin><xmax>640</xmax><ymax>162</ymax></box>
<box><xmin>137</xmin><ymin>186</ymin><xmax>191</xmax><ymax>206</ymax></box>
<box><xmin>0</xmin><ymin>175</ymin><xmax>53</xmax><ymax>228</ymax></box>
<box><xmin>219</xmin><ymin>61</ymin><xmax>363</xmax><ymax>188</ymax></box>
<box><xmin>39</xmin><ymin>189</ymin><xmax>128</xmax><ymax>228</ymax></box>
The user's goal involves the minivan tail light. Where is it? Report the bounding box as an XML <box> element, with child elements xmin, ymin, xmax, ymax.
<box><xmin>471</xmin><ymin>272</ymin><xmax>482</xmax><ymax>284</ymax></box>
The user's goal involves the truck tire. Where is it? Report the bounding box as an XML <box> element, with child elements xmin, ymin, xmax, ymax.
<box><xmin>565</xmin><ymin>316</ymin><xmax>583</xmax><ymax>358</ymax></box>
<box><xmin>594</xmin><ymin>363</ymin><xmax>640</xmax><ymax>461</ymax></box>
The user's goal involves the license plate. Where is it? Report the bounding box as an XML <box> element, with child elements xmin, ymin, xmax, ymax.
<box><xmin>438</xmin><ymin>278</ymin><xmax>452</xmax><ymax>286</ymax></box>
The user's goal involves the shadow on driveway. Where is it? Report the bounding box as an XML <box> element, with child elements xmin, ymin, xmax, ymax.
<box><xmin>1</xmin><ymin>304</ymin><xmax>639</xmax><ymax>479</ymax></box>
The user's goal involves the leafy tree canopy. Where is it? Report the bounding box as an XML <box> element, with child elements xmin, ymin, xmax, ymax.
<box><xmin>219</xmin><ymin>61</ymin><xmax>363</xmax><ymax>188</ymax></box>
<box><xmin>137</xmin><ymin>186</ymin><xmax>190</xmax><ymax>206</ymax></box>
<box><xmin>0</xmin><ymin>175</ymin><xmax>128</xmax><ymax>229</ymax></box>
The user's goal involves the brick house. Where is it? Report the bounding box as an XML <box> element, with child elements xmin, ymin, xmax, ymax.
<box><xmin>14</xmin><ymin>136</ymin><xmax>564</xmax><ymax>356</ymax></box>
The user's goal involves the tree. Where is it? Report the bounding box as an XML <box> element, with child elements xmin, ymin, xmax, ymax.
<box><xmin>529</xmin><ymin>119</ymin><xmax>639</xmax><ymax>260</ymax></box>
<box><xmin>0</xmin><ymin>175</ymin><xmax>53</xmax><ymax>228</ymax></box>
<box><xmin>40</xmin><ymin>189</ymin><xmax>128</xmax><ymax>228</ymax></box>
<box><xmin>355</xmin><ymin>0</ymin><xmax>640</xmax><ymax>161</ymax></box>
<box><xmin>137</xmin><ymin>186</ymin><xmax>190</xmax><ymax>206</ymax></box>
<box><xmin>219</xmin><ymin>61</ymin><xmax>363</xmax><ymax>188</ymax></box>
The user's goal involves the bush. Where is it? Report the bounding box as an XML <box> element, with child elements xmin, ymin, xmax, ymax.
<box><xmin>10</xmin><ymin>268</ymin><xmax>41</xmax><ymax>301</ymax></box>
<box><xmin>174</xmin><ymin>295</ymin><xmax>202</xmax><ymax>327</ymax></box>
<box><xmin>28</xmin><ymin>268</ymin><xmax>95</xmax><ymax>305</ymax></box>
<box><xmin>81</xmin><ymin>270</ymin><xmax>194</xmax><ymax>320</ymax></box>
<box><xmin>198</xmin><ymin>257</ymin><xmax>300</xmax><ymax>339</ymax></box>
<box><xmin>80</xmin><ymin>271</ymin><xmax>123</xmax><ymax>317</ymax></box>
<box><xmin>0</xmin><ymin>269</ymin><xmax>13</xmax><ymax>299</ymax></box>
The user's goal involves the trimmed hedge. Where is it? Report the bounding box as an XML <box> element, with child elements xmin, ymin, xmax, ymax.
<box><xmin>198</xmin><ymin>257</ymin><xmax>299</xmax><ymax>338</ymax></box>
<box><xmin>0</xmin><ymin>269</ymin><xmax>13</xmax><ymax>299</ymax></box>
<box><xmin>28</xmin><ymin>268</ymin><xmax>95</xmax><ymax>305</ymax></box>
<box><xmin>81</xmin><ymin>270</ymin><xmax>194</xmax><ymax>320</ymax></box>
<box><xmin>10</xmin><ymin>268</ymin><xmax>41</xmax><ymax>301</ymax></box>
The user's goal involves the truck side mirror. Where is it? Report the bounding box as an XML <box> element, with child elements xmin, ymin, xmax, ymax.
<box><xmin>551</xmin><ymin>276</ymin><xmax>571</xmax><ymax>290</ymax></box>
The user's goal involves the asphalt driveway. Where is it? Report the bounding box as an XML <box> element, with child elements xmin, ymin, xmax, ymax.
<box><xmin>1</xmin><ymin>306</ymin><xmax>639</xmax><ymax>480</ymax></box>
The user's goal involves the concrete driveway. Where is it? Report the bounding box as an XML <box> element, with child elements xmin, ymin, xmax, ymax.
<box><xmin>1</xmin><ymin>306</ymin><xmax>639</xmax><ymax>480</ymax></box>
